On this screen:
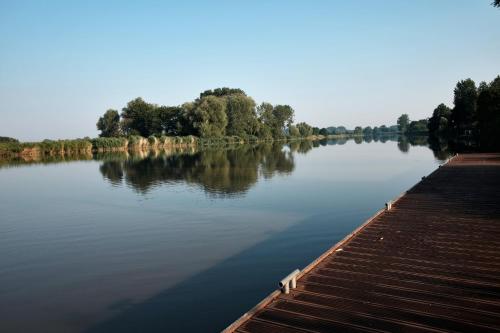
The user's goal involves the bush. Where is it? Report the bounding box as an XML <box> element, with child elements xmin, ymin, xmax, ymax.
<box><xmin>147</xmin><ymin>135</ymin><xmax>156</xmax><ymax>145</ymax></box>
<box><xmin>91</xmin><ymin>137</ymin><xmax>127</xmax><ymax>149</ymax></box>
<box><xmin>0</xmin><ymin>136</ymin><xmax>19</xmax><ymax>143</ymax></box>
<box><xmin>128</xmin><ymin>135</ymin><xmax>143</xmax><ymax>145</ymax></box>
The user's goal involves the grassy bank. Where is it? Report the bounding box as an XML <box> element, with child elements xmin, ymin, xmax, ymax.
<box><xmin>0</xmin><ymin>134</ymin><xmax>336</xmax><ymax>159</ymax></box>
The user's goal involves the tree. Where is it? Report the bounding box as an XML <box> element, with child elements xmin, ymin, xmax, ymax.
<box><xmin>256</xmin><ymin>102</ymin><xmax>274</xmax><ymax>138</ymax></box>
<box><xmin>397</xmin><ymin>114</ymin><xmax>410</xmax><ymax>133</ymax></box>
<box><xmin>0</xmin><ymin>136</ymin><xmax>19</xmax><ymax>143</ymax></box>
<box><xmin>225</xmin><ymin>94</ymin><xmax>258</xmax><ymax>137</ymax></box>
<box><xmin>273</xmin><ymin>105</ymin><xmax>295</xmax><ymax>137</ymax></box>
<box><xmin>476</xmin><ymin>76</ymin><xmax>500</xmax><ymax>148</ymax></box>
<box><xmin>296</xmin><ymin>122</ymin><xmax>313</xmax><ymax>137</ymax></box>
<box><xmin>120</xmin><ymin>97</ymin><xmax>157</xmax><ymax>136</ymax></box>
<box><xmin>494</xmin><ymin>0</ymin><xmax>500</xmax><ymax>8</ymax></box>
<box><xmin>354</xmin><ymin>126</ymin><xmax>363</xmax><ymax>135</ymax></box>
<box><xmin>187</xmin><ymin>95</ymin><xmax>227</xmax><ymax>137</ymax></box>
<box><xmin>428</xmin><ymin>103</ymin><xmax>452</xmax><ymax>136</ymax></box>
<box><xmin>199</xmin><ymin>87</ymin><xmax>246</xmax><ymax>98</ymax></box>
<box><xmin>257</xmin><ymin>103</ymin><xmax>294</xmax><ymax>138</ymax></box>
<box><xmin>156</xmin><ymin>106</ymin><xmax>187</xmax><ymax>136</ymax></box>
<box><xmin>363</xmin><ymin>126</ymin><xmax>373</xmax><ymax>136</ymax></box>
<box><xmin>97</xmin><ymin>109</ymin><xmax>121</xmax><ymax>137</ymax></box>
<box><xmin>288</xmin><ymin>125</ymin><xmax>300</xmax><ymax>137</ymax></box>
<box><xmin>312</xmin><ymin>127</ymin><xmax>320</xmax><ymax>135</ymax></box>
<box><xmin>407</xmin><ymin>119</ymin><xmax>429</xmax><ymax>134</ymax></box>
<box><xmin>334</xmin><ymin>126</ymin><xmax>347</xmax><ymax>135</ymax></box>
<box><xmin>451</xmin><ymin>79</ymin><xmax>477</xmax><ymax>135</ymax></box>
<box><xmin>319</xmin><ymin>128</ymin><xmax>329</xmax><ymax>136</ymax></box>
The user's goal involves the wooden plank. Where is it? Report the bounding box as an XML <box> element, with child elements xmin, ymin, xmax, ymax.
<box><xmin>223</xmin><ymin>154</ymin><xmax>500</xmax><ymax>333</ymax></box>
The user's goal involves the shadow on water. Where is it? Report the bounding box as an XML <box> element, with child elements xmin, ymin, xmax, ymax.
<box><xmin>83</xmin><ymin>211</ymin><xmax>362</xmax><ymax>333</ymax></box>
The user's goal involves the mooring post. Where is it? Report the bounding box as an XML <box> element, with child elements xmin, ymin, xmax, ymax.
<box><xmin>279</xmin><ymin>269</ymin><xmax>300</xmax><ymax>294</ymax></box>
<box><xmin>385</xmin><ymin>201</ymin><xmax>392</xmax><ymax>211</ymax></box>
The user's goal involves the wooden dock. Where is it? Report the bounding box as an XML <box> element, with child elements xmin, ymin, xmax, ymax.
<box><xmin>223</xmin><ymin>153</ymin><xmax>500</xmax><ymax>333</ymax></box>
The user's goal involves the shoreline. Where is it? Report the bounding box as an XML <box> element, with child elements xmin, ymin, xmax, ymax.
<box><xmin>0</xmin><ymin>134</ymin><xmax>373</xmax><ymax>160</ymax></box>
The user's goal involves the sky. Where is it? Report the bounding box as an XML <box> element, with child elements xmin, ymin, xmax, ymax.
<box><xmin>0</xmin><ymin>0</ymin><xmax>499</xmax><ymax>141</ymax></box>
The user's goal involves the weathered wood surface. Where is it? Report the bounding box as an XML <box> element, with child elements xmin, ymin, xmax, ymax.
<box><xmin>223</xmin><ymin>153</ymin><xmax>500</xmax><ymax>333</ymax></box>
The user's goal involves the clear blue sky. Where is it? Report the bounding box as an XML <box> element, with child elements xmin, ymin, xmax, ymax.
<box><xmin>1</xmin><ymin>0</ymin><xmax>499</xmax><ymax>141</ymax></box>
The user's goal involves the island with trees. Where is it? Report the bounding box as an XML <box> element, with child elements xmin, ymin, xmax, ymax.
<box><xmin>5</xmin><ymin>75</ymin><xmax>496</xmax><ymax>161</ymax></box>
<box><xmin>0</xmin><ymin>87</ymin><xmax>400</xmax><ymax>159</ymax></box>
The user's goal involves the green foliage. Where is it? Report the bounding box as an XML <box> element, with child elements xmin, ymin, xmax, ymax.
<box><xmin>428</xmin><ymin>104</ymin><xmax>452</xmax><ymax>135</ymax></box>
<box><xmin>97</xmin><ymin>109</ymin><xmax>121</xmax><ymax>137</ymax></box>
<box><xmin>36</xmin><ymin>139</ymin><xmax>92</xmax><ymax>153</ymax></box>
<box><xmin>128</xmin><ymin>135</ymin><xmax>144</xmax><ymax>146</ymax></box>
<box><xmin>0</xmin><ymin>139</ymin><xmax>93</xmax><ymax>157</ymax></box>
<box><xmin>199</xmin><ymin>87</ymin><xmax>246</xmax><ymax>98</ymax></box>
<box><xmin>363</xmin><ymin>127</ymin><xmax>373</xmax><ymax>136</ymax></box>
<box><xmin>476</xmin><ymin>76</ymin><xmax>500</xmax><ymax>148</ymax></box>
<box><xmin>354</xmin><ymin>126</ymin><xmax>363</xmax><ymax>135</ymax></box>
<box><xmin>0</xmin><ymin>136</ymin><xmax>19</xmax><ymax>143</ymax></box>
<box><xmin>121</xmin><ymin>97</ymin><xmax>157</xmax><ymax>137</ymax></box>
<box><xmin>452</xmin><ymin>79</ymin><xmax>478</xmax><ymax>134</ymax></box>
<box><xmin>148</xmin><ymin>135</ymin><xmax>157</xmax><ymax>145</ymax></box>
<box><xmin>225</xmin><ymin>94</ymin><xmax>258</xmax><ymax>137</ymax></box>
<box><xmin>256</xmin><ymin>102</ymin><xmax>295</xmax><ymax>138</ymax></box>
<box><xmin>407</xmin><ymin>119</ymin><xmax>429</xmax><ymax>134</ymax></box>
<box><xmin>426</xmin><ymin>75</ymin><xmax>498</xmax><ymax>148</ymax></box>
<box><xmin>296</xmin><ymin>122</ymin><xmax>313</xmax><ymax>137</ymax></box>
<box><xmin>94</xmin><ymin>88</ymin><xmax>300</xmax><ymax>141</ymax></box>
<box><xmin>288</xmin><ymin>125</ymin><xmax>300</xmax><ymax>137</ymax></box>
<box><xmin>156</xmin><ymin>106</ymin><xmax>187</xmax><ymax>136</ymax></box>
<box><xmin>397</xmin><ymin>114</ymin><xmax>410</xmax><ymax>133</ymax></box>
<box><xmin>188</xmin><ymin>95</ymin><xmax>228</xmax><ymax>138</ymax></box>
<box><xmin>273</xmin><ymin>105</ymin><xmax>295</xmax><ymax>136</ymax></box>
<box><xmin>92</xmin><ymin>137</ymin><xmax>128</xmax><ymax>149</ymax></box>
<box><xmin>319</xmin><ymin>128</ymin><xmax>329</xmax><ymax>136</ymax></box>
<box><xmin>333</xmin><ymin>126</ymin><xmax>347</xmax><ymax>135</ymax></box>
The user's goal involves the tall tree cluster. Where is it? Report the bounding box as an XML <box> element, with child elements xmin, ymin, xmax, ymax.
<box><xmin>96</xmin><ymin>88</ymin><xmax>296</xmax><ymax>139</ymax></box>
<box><xmin>428</xmin><ymin>76</ymin><xmax>500</xmax><ymax>148</ymax></box>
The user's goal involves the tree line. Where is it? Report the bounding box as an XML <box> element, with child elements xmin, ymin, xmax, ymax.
<box><xmin>427</xmin><ymin>75</ymin><xmax>500</xmax><ymax>149</ymax></box>
<box><xmin>97</xmin><ymin>87</ymin><xmax>403</xmax><ymax>141</ymax></box>
<box><xmin>396</xmin><ymin>114</ymin><xmax>429</xmax><ymax>136</ymax></box>
<box><xmin>97</xmin><ymin>88</ymin><xmax>298</xmax><ymax>140</ymax></box>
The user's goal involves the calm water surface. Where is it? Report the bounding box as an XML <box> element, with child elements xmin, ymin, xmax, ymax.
<box><xmin>0</xmin><ymin>139</ymin><xmax>448</xmax><ymax>332</ymax></box>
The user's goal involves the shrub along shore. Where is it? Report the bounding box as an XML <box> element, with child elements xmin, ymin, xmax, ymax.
<box><xmin>0</xmin><ymin>134</ymin><xmax>350</xmax><ymax>159</ymax></box>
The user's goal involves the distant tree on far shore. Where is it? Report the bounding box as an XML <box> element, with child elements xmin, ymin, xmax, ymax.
<box><xmin>428</xmin><ymin>104</ymin><xmax>452</xmax><ymax>136</ymax></box>
<box><xmin>319</xmin><ymin>128</ymin><xmax>329</xmax><ymax>136</ymax></box>
<box><xmin>493</xmin><ymin>0</ymin><xmax>500</xmax><ymax>8</ymax></box>
<box><xmin>288</xmin><ymin>125</ymin><xmax>300</xmax><ymax>137</ymax></box>
<box><xmin>296</xmin><ymin>122</ymin><xmax>313</xmax><ymax>137</ymax></box>
<box><xmin>363</xmin><ymin>126</ymin><xmax>373</xmax><ymax>136</ymax></box>
<box><xmin>397</xmin><ymin>114</ymin><xmax>410</xmax><ymax>133</ymax></box>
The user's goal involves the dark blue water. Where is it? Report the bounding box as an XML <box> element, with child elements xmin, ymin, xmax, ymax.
<box><xmin>0</xmin><ymin>139</ymin><xmax>447</xmax><ymax>332</ymax></box>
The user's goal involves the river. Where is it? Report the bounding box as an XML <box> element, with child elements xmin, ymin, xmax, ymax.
<box><xmin>0</xmin><ymin>137</ymin><xmax>449</xmax><ymax>332</ymax></box>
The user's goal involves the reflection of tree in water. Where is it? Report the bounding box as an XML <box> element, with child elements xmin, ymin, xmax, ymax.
<box><xmin>428</xmin><ymin>136</ymin><xmax>454</xmax><ymax>161</ymax></box>
<box><xmin>99</xmin><ymin>161</ymin><xmax>124</xmax><ymax>186</ymax></box>
<box><xmin>397</xmin><ymin>137</ymin><xmax>410</xmax><ymax>153</ymax></box>
<box><xmin>396</xmin><ymin>134</ymin><xmax>453</xmax><ymax>161</ymax></box>
<box><xmin>288</xmin><ymin>140</ymin><xmax>313</xmax><ymax>154</ymax></box>
<box><xmin>99</xmin><ymin>143</ymin><xmax>295</xmax><ymax>197</ymax></box>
